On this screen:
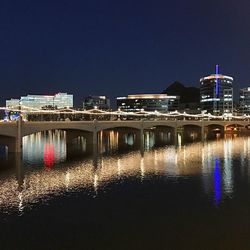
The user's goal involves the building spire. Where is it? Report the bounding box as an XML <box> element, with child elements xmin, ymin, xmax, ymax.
<box><xmin>216</xmin><ymin>64</ymin><xmax>219</xmax><ymax>75</ymax></box>
<box><xmin>215</xmin><ymin>64</ymin><xmax>219</xmax><ymax>97</ymax></box>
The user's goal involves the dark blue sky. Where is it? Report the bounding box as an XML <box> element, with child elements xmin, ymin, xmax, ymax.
<box><xmin>1</xmin><ymin>0</ymin><xmax>250</xmax><ymax>106</ymax></box>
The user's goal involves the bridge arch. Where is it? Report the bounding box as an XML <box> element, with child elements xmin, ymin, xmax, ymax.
<box><xmin>225</xmin><ymin>123</ymin><xmax>246</xmax><ymax>128</ymax></box>
<box><xmin>181</xmin><ymin>122</ymin><xmax>202</xmax><ymax>128</ymax></box>
<box><xmin>22</xmin><ymin>128</ymin><xmax>94</xmax><ymax>146</ymax></box>
<box><xmin>143</xmin><ymin>121</ymin><xmax>176</xmax><ymax>129</ymax></box>
<box><xmin>96</xmin><ymin>124</ymin><xmax>141</xmax><ymax>132</ymax></box>
<box><xmin>22</xmin><ymin>124</ymin><xmax>94</xmax><ymax>137</ymax></box>
<box><xmin>143</xmin><ymin>125</ymin><xmax>175</xmax><ymax>146</ymax></box>
<box><xmin>205</xmin><ymin>124</ymin><xmax>225</xmax><ymax>139</ymax></box>
<box><xmin>182</xmin><ymin>124</ymin><xmax>203</xmax><ymax>142</ymax></box>
<box><xmin>98</xmin><ymin>126</ymin><xmax>141</xmax><ymax>149</ymax></box>
<box><xmin>143</xmin><ymin>124</ymin><xmax>175</xmax><ymax>130</ymax></box>
<box><xmin>0</xmin><ymin>135</ymin><xmax>18</xmax><ymax>153</ymax></box>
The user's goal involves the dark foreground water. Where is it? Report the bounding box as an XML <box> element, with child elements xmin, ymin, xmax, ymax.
<box><xmin>0</xmin><ymin>131</ymin><xmax>250</xmax><ymax>249</ymax></box>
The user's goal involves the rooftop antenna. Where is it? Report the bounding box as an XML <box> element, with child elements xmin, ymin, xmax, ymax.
<box><xmin>215</xmin><ymin>64</ymin><xmax>219</xmax><ymax>75</ymax></box>
<box><xmin>215</xmin><ymin>64</ymin><xmax>219</xmax><ymax>97</ymax></box>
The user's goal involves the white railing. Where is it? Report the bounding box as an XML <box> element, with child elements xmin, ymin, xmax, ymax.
<box><xmin>1</xmin><ymin>106</ymin><xmax>250</xmax><ymax>120</ymax></box>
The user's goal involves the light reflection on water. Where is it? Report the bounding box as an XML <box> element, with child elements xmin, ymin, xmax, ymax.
<box><xmin>0</xmin><ymin>130</ymin><xmax>250</xmax><ymax>213</ymax></box>
<box><xmin>23</xmin><ymin>130</ymin><xmax>67</xmax><ymax>167</ymax></box>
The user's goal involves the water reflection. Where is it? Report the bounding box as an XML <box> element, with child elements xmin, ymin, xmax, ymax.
<box><xmin>99</xmin><ymin>130</ymin><xmax>119</xmax><ymax>154</ymax></box>
<box><xmin>214</xmin><ymin>159</ymin><xmax>221</xmax><ymax>206</ymax></box>
<box><xmin>223</xmin><ymin>140</ymin><xmax>233</xmax><ymax>195</ymax></box>
<box><xmin>23</xmin><ymin>131</ymin><xmax>67</xmax><ymax>166</ymax></box>
<box><xmin>44</xmin><ymin>144</ymin><xmax>54</xmax><ymax>169</ymax></box>
<box><xmin>1</xmin><ymin>131</ymin><xmax>250</xmax><ymax>212</ymax></box>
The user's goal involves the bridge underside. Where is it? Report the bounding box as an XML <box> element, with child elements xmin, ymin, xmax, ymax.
<box><xmin>0</xmin><ymin>135</ymin><xmax>20</xmax><ymax>153</ymax></box>
<box><xmin>205</xmin><ymin>124</ymin><xmax>225</xmax><ymax>140</ymax></box>
<box><xmin>2</xmin><ymin>120</ymin><xmax>250</xmax><ymax>153</ymax></box>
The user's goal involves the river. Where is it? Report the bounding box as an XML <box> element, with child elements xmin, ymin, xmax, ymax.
<box><xmin>0</xmin><ymin>131</ymin><xmax>249</xmax><ymax>249</ymax></box>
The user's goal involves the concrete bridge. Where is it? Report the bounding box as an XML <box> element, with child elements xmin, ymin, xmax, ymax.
<box><xmin>0</xmin><ymin>118</ymin><xmax>250</xmax><ymax>153</ymax></box>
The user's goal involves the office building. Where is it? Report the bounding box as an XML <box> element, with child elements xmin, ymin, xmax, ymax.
<box><xmin>83</xmin><ymin>95</ymin><xmax>110</xmax><ymax>110</ymax></box>
<box><xmin>239</xmin><ymin>87</ymin><xmax>250</xmax><ymax>114</ymax></box>
<box><xmin>117</xmin><ymin>94</ymin><xmax>179</xmax><ymax>112</ymax></box>
<box><xmin>6</xmin><ymin>93</ymin><xmax>73</xmax><ymax>110</ymax></box>
<box><xmin>6</xmin><ymin>99</ymin><xmax>20</xmax><ymax>110</ymax></box>
<box><xmin>200</xmin><ymin>66</ymin><xmax>233</xmax><ymax>114</ymax></box>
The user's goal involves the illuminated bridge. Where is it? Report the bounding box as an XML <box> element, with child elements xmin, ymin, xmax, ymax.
<box><xmin>1</xmin><ymin>106</ymin><xmax>250</xmax><ymax>152</ymax></box>
<box><xmin>1</xmin><ymin>117</ymin><xmax>250</xmax><ymax>153</ymax></box>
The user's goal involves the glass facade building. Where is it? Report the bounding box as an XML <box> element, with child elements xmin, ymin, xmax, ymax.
<box><xmin>83</xmin><ymin>96</ymin><xmax>110</xmax><ymax>110</ymax></box>
<box><xmin>6</xmin><ymin>93</ymin><xmax>73</xmax><ymax>110</ymax></box>
<box><xmin>117</xmin><ymin>94</ymin><xmax>179</xmax><ymax>113</ymax></box>
<box><xmin>239</xmin><ymin>87</ymin><xmax>250</xmax><ymax>114</ymax></box>
<box><xmin>200</xmin><ymin>74</ymin><xmax>233</xmax><ymax>114</ymax></box>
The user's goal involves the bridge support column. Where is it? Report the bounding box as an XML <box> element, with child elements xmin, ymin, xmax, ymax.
<box><xmin>174</xmin><ymin>126</ymin><xmax>177</xmax><ymax>146</ymax></box>
<box><xmin>16</xmin><ymin>116</ymin><xmax>23</xmax><ymax>153</ymax></box>
<box><xmin>93</xmin><ymin>130</ymin><xmax>98</xmax><ymax>153</ymax></box>
<box><xmin>139</xmin><ymin>119</ymin><xmax>144</xmax><ymax>154</ymax></box>
<box><xmin>174</xmin><ymin>125</ymin><xmax>178</xmax><ymax>146</ymax></box>
<box><xmin>92</xmin><ymin>119</ymin><xmax>99</xmax><ymax>159</ymax></box>
<box><xmin>201</xmin><ymin>122</ymin><xmax>205</xmax><ymax>142</ymax></box>
<box><xmin>8</xmin><ymin>116</ymin><xmax>23</xmax><ymax>153</ymax></box>
<box><xmin>174</xmin><ymin>125</ymin><xmax>183</xmax><ymax>147</ymax></box>
<box><xmin>92</xmin><ymin>130</ymin><xmax>101</xmax><ymax>170</ymax></box>
<box><xmin>140</xmin><ymin>128</ymin><xmax>144</xmax><ymax>155</ymax></box>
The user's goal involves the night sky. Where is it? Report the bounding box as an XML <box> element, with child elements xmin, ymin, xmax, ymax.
<box><xmin>1</xmin><ymin>0</ymin><xmax>250</xmax><ymax>106</ymax></box>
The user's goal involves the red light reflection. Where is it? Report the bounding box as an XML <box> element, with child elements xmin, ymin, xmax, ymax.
<box><xmin>44</xmin><ymin>144</ymin><xmax>55</xmax><ymax>169</ymax></box>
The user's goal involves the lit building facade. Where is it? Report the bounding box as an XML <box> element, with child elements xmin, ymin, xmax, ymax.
<box><xmin>6</xmin><ymin>93</ymin><xmax>73</xmax><ymax>110</ymax></box>
<box><xmin>239</xmin><ymin>87</ymin><xmax>250</xmax><ymax>114</ymax></box>
<box><xmin>83</xmin><ymin>96</ymin><xmax>110</xmax><ymax>110</ymax></box>
<box><xmin>6</xmin><ymin>99</ymin><xmax>20</xmax><ymax>109</ymax></box>
<box><xmin>200</xmin><ymin>67</ymin><xmax>233</xmax><ymax>114</ymax></box>
<box><xmin>117</xmin><ymin>94</ymin><xmax>179</xmax><ymax>112</ymax></box>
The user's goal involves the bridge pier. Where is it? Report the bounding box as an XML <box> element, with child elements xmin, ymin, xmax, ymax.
<box><xmin>16</xmin><ymin>117</ymin><xmax>23</xmax><ymax>153</ymax></box>
<box><xmin>174</xmin><ymin>127</ymin><xmax>177</xmax><ymax>146</ymax></box>
<box><xmin>4</xmin><ymin>117</ymin><xmax>23</xmax><ymax>153</ymax></box>
<box><xmin>140</xmin><ymin>128</ymin><xmax>144</xmax><ymax>154</ymax></box>
<box><xmin>131</xmin><ymin>120</ymin><xmax>145</xmax><ymax>152</ymax></box>
<box><xmin>201</xmin><ymin>122</ymin><xmax>205</xmax><ymax>142</ymax></box>
<box><xmin>93</xmin><ymin>130</ymin><xmax>98</xmax><ymax>157</ymax></box>
<box><xmin>174</xmin><ymin>126</ymin><xmax>183</xmax><ymax>147</ymax></box>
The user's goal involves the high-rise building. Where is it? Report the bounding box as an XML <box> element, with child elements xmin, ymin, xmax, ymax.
<box><xmin>200</xmin><ymin>65</ymin><xmax>233</xmax><ymax>114</ymax></box>
<box><xmin>117</xmin><ymin>94</ymin><xmax>179</xmax><ymax>112</ymax></box>
<box><xmin>6</xmin><ymin>93</ymin><xmax>73</xmax><ymax>110</ymax></box>
<box><xmin>239</xmin><ymin>87</ymin><xmax>250</xmax><ymax>114</ymax></box>
<box><xmin>83</xmin><ymin>96</ymin><xmax>110</xmax><ymax>110</ymax></box>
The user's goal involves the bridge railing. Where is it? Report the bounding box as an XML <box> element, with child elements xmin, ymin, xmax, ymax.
<box><xmin>1</xmin><ymin>106</ymin><xmax>250</xmax><ymax>122</ymax></box>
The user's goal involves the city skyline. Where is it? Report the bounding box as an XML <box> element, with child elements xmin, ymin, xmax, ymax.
<box><xmin>3</xmin><ymin>67</ymin><xmax>247</xmax><ymax>109</ymax></box>
<box><xmin>2</xmin><ymin>1</ymin><xmax>250</xmax><ymax>249</ymax></box>
<box><xmin>1</xmin><ymin>0</ymin><xmax>250</xmax><ymax>106</ymax></box>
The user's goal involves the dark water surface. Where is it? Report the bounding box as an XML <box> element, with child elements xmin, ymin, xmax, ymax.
<box><xmin>0</xmin><ymin>131</ymin><xmax>250</xmax><ymax>249</ymax></box>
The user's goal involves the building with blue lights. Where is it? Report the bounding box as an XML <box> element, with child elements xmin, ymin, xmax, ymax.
<box><xmin>200</xmin><ymin>68</ymin><xmax>233</xmax><ymax>115</ymax></box>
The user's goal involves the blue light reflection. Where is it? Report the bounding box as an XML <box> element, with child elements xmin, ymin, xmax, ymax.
<box><xmin>214</xmin><ymin>159</ymin><xmax>221</xmax><ymax>206</ymax></box>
